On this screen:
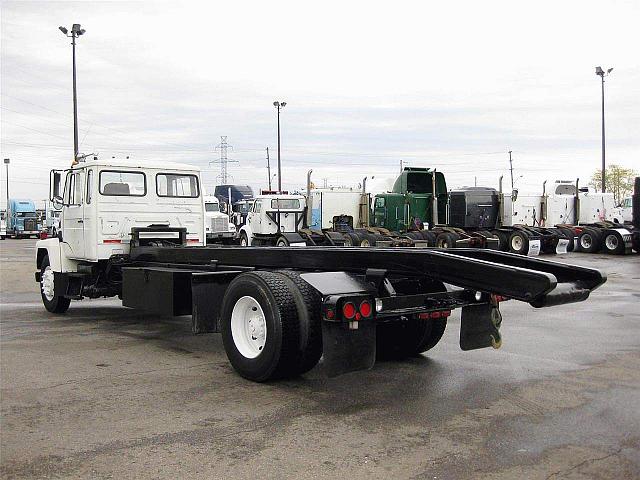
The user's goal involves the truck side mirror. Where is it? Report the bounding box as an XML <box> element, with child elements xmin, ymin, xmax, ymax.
<box><xmin>52</xmin><ymin>195</ymin><xmax>64</xmax><ymax>210</ymax></box>
<box><xmin>50</xmin><ymin>171</ymin><xmax>61</xmax><ymax>200</ymax></box>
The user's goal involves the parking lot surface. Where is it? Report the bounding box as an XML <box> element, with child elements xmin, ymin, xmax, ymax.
<box><xmin>1</xmin><ymin>238</ymin><xmax>639</xmax><ymax>479</ymax></box>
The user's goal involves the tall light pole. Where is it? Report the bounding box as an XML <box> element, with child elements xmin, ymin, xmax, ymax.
<box><xmin>273</xmin><ymin>101</ymin><xmax>286</xmax><ymax>192</ymax></box>
<box><xmin>3</xmin><ymin>158</ymin><xmax>9</xmax><ymax>212</ymax></box>
<box><xmin>595</xmin><ymin>66</ymin><xmax>613</xmax><ymax>193</ymax></box>
<box><xmin>59</xmin><ymin>24</ymin><xmax>86</xmax><ymax>163</ymax></box>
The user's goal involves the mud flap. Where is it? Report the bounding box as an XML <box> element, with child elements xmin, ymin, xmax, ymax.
<box><xmin>459</xmin><ymin>303</ymin><xmax>502</xmax><ymax>351</ymax></box>
<box><xmin>555</xmin><ymin>238</ymin><xmax>570</xmax><ymax>254</ymax></box>
<box><xmin>320</xmin><ymin>320</ymin><xmax>376</xmax><ymax>377</ymax></box>
<box><xmin>527</xmin><ymin>239</ymin><xmax>541</xmax><ymax>256</ymax></box>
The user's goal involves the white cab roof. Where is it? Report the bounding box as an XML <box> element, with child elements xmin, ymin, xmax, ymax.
<box><xmin>72</xmin><ymin>158</ymin><xmax>200</xmax><ymax>172</ymax></box>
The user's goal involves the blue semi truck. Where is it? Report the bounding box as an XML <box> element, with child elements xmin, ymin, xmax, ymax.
<box><xmin>7</xmin><ymin>198</ymin><xmax>41</xmax><ymax>238</ymax></box>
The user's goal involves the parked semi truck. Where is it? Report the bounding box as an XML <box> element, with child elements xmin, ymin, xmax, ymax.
<box><xmin>35</xmin><ymin>158</ymin><xmax>607</xmax><ymax>382</ymax></box>
<box><xmin>238</xmin><ymin>193</ymin><xmax>344</xmax><ymax>247</ymax></box>
<box><xmin>204</xmin><ymin>195</ymin><xmax>236</xmax><ymax>244</ymax></box>
<box><xmin>7</xmin><ymin>198</ymin><xmax>41</xmax><ymax>238</ymax></box>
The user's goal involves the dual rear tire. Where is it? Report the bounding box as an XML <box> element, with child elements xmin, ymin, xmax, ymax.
<box><xmin>220</xmin><ymin>270</ymin><xmax>322</xmax><ymax>381</ymax></box>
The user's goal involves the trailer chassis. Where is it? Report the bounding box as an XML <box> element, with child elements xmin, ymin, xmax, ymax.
<box><xmin>37</xmin><ymin>227</ymin><xmax>606</xmax><ymax>381</ymax></box>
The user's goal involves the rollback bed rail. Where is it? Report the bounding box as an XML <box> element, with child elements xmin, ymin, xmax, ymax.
<box><xmin>128</xmin><ymin>246</ymin><xmax>606</xmax><ymax>307</ymax></box>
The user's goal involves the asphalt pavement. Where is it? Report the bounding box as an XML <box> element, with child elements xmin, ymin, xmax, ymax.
<box><xmin>1</xmin><ymin>238</ymin><xmax>639</xmax><ymax>479</ymax></box>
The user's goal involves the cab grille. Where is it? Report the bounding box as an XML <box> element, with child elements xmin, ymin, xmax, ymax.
<box><xmin>210</xmin><ymin>217</ymin><xmax>228</xmax><ymax>233</ymax></box>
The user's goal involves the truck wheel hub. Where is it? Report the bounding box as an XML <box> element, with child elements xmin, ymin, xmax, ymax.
<box><xmin>605</xmin><ymin>234</ymin><xmax>618</xmax><ymax>250</ymax></box>
<box><xmin>231</xmin><ymin>296</ymin><xmax>267</xmax><ymax>358</ymax></box>
<box><xmin>580</xmin><ymin>235</ymin><xmax>592</xmax><ymax>249</ymax></box>
<box><xmin>512</xmin><ymin>236</ymin><xmax>523</xmax><ymax>250</ymax></box>
<box><xmin>41</xmin><ymin>266</ymin><xmax>55</xmax><ymax>302</ymax></box>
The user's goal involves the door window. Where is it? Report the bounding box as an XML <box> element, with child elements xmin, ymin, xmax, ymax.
<box><xmin>63</xmin><ymin>172</ymin><xmax>83</xmax><ymax>206</ymax></box>
<box><xmin>374</xmin><ymin>197</ymin><xmax>385</xmax><ymax>208</ymax></box>
<box><xmin>86</xmin><ymin>170</ymin><xmax>93</xmax><ymax>204</ymax></box>
<box><xmin>254</xmin><ymin>201</ymin><xmax>262</xmax><ymax>213</ymax></box>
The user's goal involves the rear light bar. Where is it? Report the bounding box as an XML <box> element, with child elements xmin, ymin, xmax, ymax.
<box><xmin>323</xmin><ymin>296</ymin><xmax>374</xmax><ymax>323</ymax></box>
<box><xmin>103</xmin><ymin>239</ymin><xmax>122</xmax><ymax>244</ymax></box>
<box><xmin>491</xmin><ymin>294</ymin><xmax>510</xmax><ymax>303</ymax></box>
<box><xmin>417</xmin><ymin>310</ymin><xmax>451</xmax><ymax>320</ymax></box>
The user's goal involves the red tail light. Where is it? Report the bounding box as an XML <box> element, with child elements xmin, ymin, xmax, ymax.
<box><xmin>342</xmin><ymin>302</ymin><xmax>356</xmax><ymax>320</ymax></box>
<box><xmin>359</xmin><ymin>300</ymin><xmax>372</xmax><ymax>318</ymax></box>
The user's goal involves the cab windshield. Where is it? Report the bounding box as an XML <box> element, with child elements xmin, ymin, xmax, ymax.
<box><xmin>205</xmin><ymin>202</ymin><xmax>220</xmax><ymax>212</ymax></box>
<box><xmin>271</xmin><ymin>199</ymin><xmax>300</xmax><ymax>210</ymax></box>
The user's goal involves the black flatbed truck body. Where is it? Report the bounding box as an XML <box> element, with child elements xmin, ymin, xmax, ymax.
<box><xmin>128</xmin><ymin>245</ymin><xmax>604</xmax><ymax>306</ymax></box>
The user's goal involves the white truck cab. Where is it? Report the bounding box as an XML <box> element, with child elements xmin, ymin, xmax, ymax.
<box><xmin>36</xmin><ymin>159</ymin><xmax>205</xmax><ymax>274</ymax></box>
<box><xmin>203</xmin><ymin>195</ymin><xmax>236</xmax><ymax>243</ymax></box>
<box><xmin>239</xmin><ymin>194</ymin><xmax>307</xmax><ymax>246</ymax></box>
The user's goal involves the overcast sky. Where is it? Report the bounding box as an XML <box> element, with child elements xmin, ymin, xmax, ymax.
<box><xmin>1</xmin><ymin>0</ymin><xmax>639</xmax><ymax>207</ymax></box>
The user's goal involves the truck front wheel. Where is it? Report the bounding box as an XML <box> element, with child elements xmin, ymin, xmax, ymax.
<box><xmin>239</xmin><ymin>232</ymin><xmax>250</xmax><ymax>246</ymax></box>
<box><xmin>220</xmin><ymin>271</ymin><xmax>317</xmax><ymax>381</ymax></box>
<box><xmin>40</xmin><ymin>255</ymin><xmax>71</xmax><ymax>314</ymax></box>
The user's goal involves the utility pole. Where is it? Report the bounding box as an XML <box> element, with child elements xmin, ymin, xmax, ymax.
<box><xmin>508</xmin><ymin>150</ymin><xmax>514</xmax><ymax>191</ymax></box>
<box><xmin>59</xmin><ymin>24</ymin><xmax>85</xmax><ymax>163</ymax></box>
<box><xmin>211</xmin><ymin>136</ymin><xmax>237</xmax><ymax>184</ymax></box>
<box><xmin>3</xmin><ymin>158</ymin><xmax>9</xmax><ymax>212</ymax></box>
<box><xmin>400</xmin><ymin>159</ymin><xmax>403</xmax><ymax>172</ymax></box>
<box><xmin>595</xmin><ymin>66</ymin><xmax>613</xmax><ymax>193</ymax></box>
<box><xmin>273</xmin><ymin>101</ymin><xmax>286</xmax><ymax>192</ymax></box>
<box><xmin>266</xmin><ymin>147</ymin><xmax>272</xmax><ymax>191</ymax></box>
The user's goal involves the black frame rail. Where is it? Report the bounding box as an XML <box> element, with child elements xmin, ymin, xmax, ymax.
<box><xmin>128</xmin><ymin>246</ymin><xmax>606</xmax><ymax>308</ymax></box>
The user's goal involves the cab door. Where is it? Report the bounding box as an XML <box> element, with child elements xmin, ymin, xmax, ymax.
<box><xmin>62</xmin><ymin>169</ymin><xmax>86</xmax><ymax>258</ymax></box>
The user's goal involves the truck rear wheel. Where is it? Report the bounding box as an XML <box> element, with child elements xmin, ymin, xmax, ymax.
<box><xmin>508</xmin><ymin>231</ymin><xmax>530</xmax><ymax>255</ymax></box>
<box><xmin>342</xmin><ymin>232</ymin><xmax>361</xmax><ymax>247</ymax></box>
<box><xmin>359</xmin><ymin>233</ymin><xmax>378</xmax><ymax>247</ymax></box>
<box><xmin>40</xmin><ymin>255</ymin><xmax>71</xmax><ymax>314</ymax></box>
<box><xmin>435</xmin><ymin>232</ymin><xmax>458</xmax><ymax>248</ymax></box>
<box><xmin>276</xmin><ymin>270</ymin><xmax>323</xmax><ymax>375</ymax></box>
<box><xmin>220</xmin><ymin>271</ymin><xmax>315</xmax><ymax>381</ymax></box>
<box><xmin>578</xmin><ymin>228</ymin><xmax>602</xmax><ymax>253</ymax></box>
<box><xmin>275</xmin><ymin>236</ymin><xmax>290</xmax><ymax>247</ymax></box>
<box><xmin>603</xmin><ymin>231</ymin><xmax>625</xmax><ymax>254</ymax></box>
<box><xmin>376</xmin><ymin>317</ymin><xmax>447</xmax><ymax>359</ymax></box>
<box><xmin>491</xmin><ymin>230</ymin><xmax>510</xmax><ymax>251</ymax></box>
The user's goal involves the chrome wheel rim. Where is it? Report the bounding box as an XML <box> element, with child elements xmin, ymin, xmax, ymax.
<box><xmin>41</xmin><ymin>266</ymin><xmax>55</xmax><ymax>301</ymax></box>
<box><xmin>231</xmin><ymin>296</ymin><xmax>267</xmax><ymax>359</ymax></box>
<box><xmin>511</xmin><ymin>235</ymin><xmax>523</xmax><ymax>251</ymax></box>
<box><xmin>580</xmin><ymin>234</ymin><xmax>592</xmax><ymax>249</ymax></box>
<box><xmin>605</xmin><ymin>234</ymin><xmax>618</xmax><ymax>250</ymax></box>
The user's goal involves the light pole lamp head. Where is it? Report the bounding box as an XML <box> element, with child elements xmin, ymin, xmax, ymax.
<box><xmin>595</xmin><ymin>66</ymin><xmax>604</xmax><ymax>76</ymax></box>
<box><xmin>59</xmin><ymin>26</ymin><xmax>68</xmax><ymax>35</ymax></box>
<box><xmin>607</xmin><ymin>67</ymin><xmax>613</xmax><ymax>74</ymax></box>
<box><xmin>280</xmin><ymin>101</ymin><xmax>286</xmax><ymax>108</ymax></box>
<box><xmin>273</xmin><ymin>101</ymin><xmax>280</xmax><ymax>107</ymax></box>
<box><xmin>3</xmin><ymin>158</ymin><xmax>9</xmax><ymax>164</ymax></box>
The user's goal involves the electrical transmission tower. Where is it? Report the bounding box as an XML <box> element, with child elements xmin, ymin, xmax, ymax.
<box><xmin>211</xmin><ymin>136</ymin><xmax>237</xmax><ymax>183</ymax></box>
